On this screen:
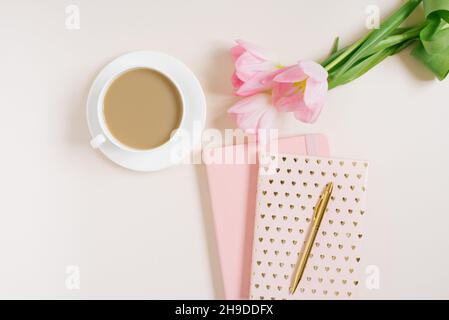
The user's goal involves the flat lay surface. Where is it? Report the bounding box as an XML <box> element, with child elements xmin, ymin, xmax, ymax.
<box><xmin>0</xmin><ymin>0</ymin><xmax>448</xmax><ymax>299</ymax></box>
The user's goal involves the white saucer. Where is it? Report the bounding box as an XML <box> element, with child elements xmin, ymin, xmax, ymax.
<box><xmin>86</xmin><ymin>51</ymin><xmax>206</xmax><ymax>172</ymax></box>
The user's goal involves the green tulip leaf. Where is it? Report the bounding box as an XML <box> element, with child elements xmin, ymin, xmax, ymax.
<box><xmin>412</xmin><ymin>0</ymin><xmax>449</xmax><ymax>79</ymax></box>
<box><xmin>333</xmin><ymin>0</ymin><xmax>422</xmax><ymax>79</ymax></box>
<box><xmin>325</xmin><ymin>0</ymin><xmax>449</xmax><ymax>88</ymax></box>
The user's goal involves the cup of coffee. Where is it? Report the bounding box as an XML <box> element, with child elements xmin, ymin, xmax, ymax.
<box><xmin>91</xmin><ymin>67</ymin><xmax>184</xmax><ymax>152</ymax></box>
<box><xmin>87</xmin><ymin>51</ymin><xmax>206</xmax><ymax>171</ymax></box>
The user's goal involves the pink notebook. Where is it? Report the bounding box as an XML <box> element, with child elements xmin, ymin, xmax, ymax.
<box><xmin>250</xmin><ymin>154</ymin><xmax>369</xmax><ymax>300</ymax></box>
<box><xmin>205</xmin><ymin>135</ymin><xmax>329</xmax><ymax>299</ymax></box>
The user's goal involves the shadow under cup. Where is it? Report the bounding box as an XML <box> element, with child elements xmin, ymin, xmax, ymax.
<box><xmin>102</xmin><ymin>67</ymin><xmax>184</xmax><ymax>151</ymax></box>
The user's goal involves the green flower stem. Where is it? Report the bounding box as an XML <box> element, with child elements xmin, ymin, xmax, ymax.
<box><xmin>322</xmin><ymin>22</ymin><xmax>425</xmax><ymax>72</ymax></box>
<box><xmin>323</xmin><ymin>24</ymin><xmax>425</xmax><ymax>89</ymax></box>
<box><xmin>333</xmin><ymin>0</ymin><xmax>423</xmax><ymax>79</ymax></box>
<box><xmin>361</xmin><ymin>22</ymin><xmax>426</xmax><ymax>57</ymax></box>
<box><xmin>323</xmin><ymin>37</ymin><xmax>366</xmax><ymax>72</ymax></box>
<box><xmin>322</xmin><ymin>0</ymin><xmax>449</xmax><ymax>90</ymax></box>
<box><xmin>328</xmin><ymin>40</ymin><xmax>414</xmax><ymax>89</ymax></box>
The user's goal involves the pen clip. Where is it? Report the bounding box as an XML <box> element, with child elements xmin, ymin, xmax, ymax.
<box><xmin>313</xmin><ymin>183</ymin><xmax>333</xmax><ymax>221</ymax></box>
<box><xmin>313</xmin><ymin>196</ymin><xmax>324</xmax><ymax>221</ymax></box>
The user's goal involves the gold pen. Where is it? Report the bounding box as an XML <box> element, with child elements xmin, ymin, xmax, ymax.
<box><xmin>290</xmin><ymin>182</ymin><xmax>333</xmax><ymax>295</ymax></box>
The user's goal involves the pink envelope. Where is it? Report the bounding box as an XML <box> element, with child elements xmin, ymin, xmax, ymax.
<box><xmin>205</xmin><ymin>134</ymin><xmax>329</xmax><ymax>299</ymax></box>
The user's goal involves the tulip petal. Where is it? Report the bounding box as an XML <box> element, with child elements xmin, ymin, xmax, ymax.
<box><xmin>231</xmin><ymin>72</ymin><xmax>244</xmax><ymax>90</ymax></box>
<box><xmin>299</xmin><ymin>60</ymin><xmax>328</xmax><ymax>82</ymax></box>
<box><xmin>273</xmin><ymin>65</ymin><xmax>308</xmax><ymax>83</ymax></box>
<box><xmin>235</xmin><ymin>52</ymin><xmax>273</xmax><ymax>81</ymax></box>
<box><xmin>236</xmin><ymin>77</ymin><xmax>268</xmax><ymax>96</ymax></box>
<box><xmin>294</xmin><ymin>100</ymin><xmax>324</xmax><ymax>124</ymax></box>
<box><xmin>235</xmin><ymin>39</ymin><xmax>274</xmax><ymax>61</ymax></box>
<box><xmin>304</xmin><ymin>78</ymin><xmax>328</xmax><ymax>106</ymax></box>
<box><xmin>228</xmin><ymin>94</ymin><xmax>274</xmax><ymax>133</ymax></box>
<box><xmin>275</xmin><ymin>93</ymin><xmax>303</xmax><ymax>112</ymax></box>
<box><xmin>235</xmin><ymin>107</ymin><xmax>268</xmax><ymax>134</ymax></box>
<box><xmin>228</xmin><ymin>93</ymin><xmax>266</xmax><ymax>114</ymax></box>
<box><xmin>236</xmin><ymin>69</ymin><xmax>283</xmax><ymax>96</ymax></box>
<box><xmin>258</xmin><ymin>106</ymin><xmax>278</xmax><ymax>131</ymax></box>
<box><xmin>230</xmin><ymin>45</ymin><xmax>246</xmax><ymax>62</ymax></box>
<box><xmin>272</xmin><ymin>82</ymin><xmax>303</xmax><ymax>112</ymax></box>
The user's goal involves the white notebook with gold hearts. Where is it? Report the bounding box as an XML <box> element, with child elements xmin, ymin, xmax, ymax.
<box><xmin>250</xmin><ymin>154</ymin><xmax>369</xmax><ymax>300</ymax></box>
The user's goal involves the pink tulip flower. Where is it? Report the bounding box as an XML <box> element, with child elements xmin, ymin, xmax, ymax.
<box><xmin>231</xmin><ymin>40</ymin><xmax>281</xmax><ymax>96</ymax></box>
<box><xmin>228</xmin><ymin>93</ymin><xmax>278</xmax><ymax>134</ymax></box>
<box><xmin>272</xmin><ymin>60</ymin><xmax>328</xmax><ymax>123</ymax></box>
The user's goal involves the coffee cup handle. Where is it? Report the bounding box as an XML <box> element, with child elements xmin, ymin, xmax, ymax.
<box><xmin>90</xmin><ymin>134</ymin><xmax>106</xmax><ymax>149</ymax></box>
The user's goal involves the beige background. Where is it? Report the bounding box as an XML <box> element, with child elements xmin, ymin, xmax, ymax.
<box><xmin>0</xmin><ymin>0</ymin><xmax>448</xmax><ymax>299</ymax></box>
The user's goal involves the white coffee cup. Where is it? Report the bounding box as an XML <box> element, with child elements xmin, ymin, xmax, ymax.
<box><xmin>86</xmin><ymin>51</ymin><xmax>206</xmax><ymax>171</ymax></box>
<box><xmin>90</xmin><ymin>67</ymin><xmax>185</xmax><ymax>153</ymax></box>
